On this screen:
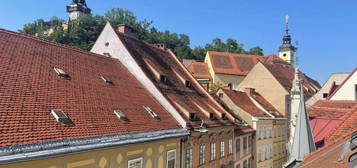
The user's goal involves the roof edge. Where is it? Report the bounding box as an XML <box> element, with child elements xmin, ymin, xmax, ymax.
<box><xmin>0</xmin><ymin>128</ymin><xmax>189</xmax><ymax>165</ymax></box>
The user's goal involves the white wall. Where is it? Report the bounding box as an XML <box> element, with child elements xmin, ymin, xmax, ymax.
<box><xmin>330</xmin><ymin>70</ymin><xmax>357</xmax><ymax>100</ymax></box>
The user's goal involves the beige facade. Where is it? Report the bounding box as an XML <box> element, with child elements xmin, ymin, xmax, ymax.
<box><xmin>329</xmin><ymin>69</ymin><xmax>357</xmax><ymax>101</ymax></box>
<box><xmin>1</xmin><ymin>138</ymin><xmax>182</xmax><ymax>168</ymax></box>
<box><xmin>204</xmin><ymin>53</ymin><xmax>245</xmax><ymax>91</ymax></box>
<box><xmin>238</xmin><ymin>62</ymin><xmax>290</xmax><ymax>116</ymax></box>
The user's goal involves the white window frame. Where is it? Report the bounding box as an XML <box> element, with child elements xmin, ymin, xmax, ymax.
<box><xmin>166</xmin><ymin>149</ymin><xmax>176</xmax><ymax>168</ymax></box>
<box><xmin>228</xmin><ymin>138</ymin><xmax>233</xmax><ymax>154</ymax></box>
<box><xmin>220</xmin><ymin>139</ymin><xmax>225</xmax><ymax>157</ymax></box>
<box><xmin>128</xmin><ymin>157</ymin><xmax>143</xmax><ymax>168</ymax></box>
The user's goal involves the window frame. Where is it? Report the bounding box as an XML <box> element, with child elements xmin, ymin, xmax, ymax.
<box><xmin>128</xmin><ymin>157</ymin><xmax>143</xmax><ymax>168</ymax></box>
<box><xmin>166</xmin><ymin>149</ymin><xmax>176</xmax><ymax>168</ymax></box>
<box><xmin>210</xmin><ymin>142</ymin><xmax>216</xmax><ymax>161</ymax></box>
<box><xmin>185</xmin><ymin>148</ymin><xmax>193</xmax><ymax>168</ymax></box>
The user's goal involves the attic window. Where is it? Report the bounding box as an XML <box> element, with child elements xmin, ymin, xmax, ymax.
<box><xmin>101</xmin><ymin>75</ymin><xmax>113</xmax><ymax>84</ymax></box>
<box><xmin>105</xmin><ymin>42</ymin><xmax>109</xmax><ymax>47</ymax></box>
<box><xmin>185</xmin><ymin>80</ymin><xmax>192</xmax><ymax>87</ymax></box>
<box><xmin>51</xmin><ymin>110</ymin><xmax>69</xmax><ymax>123</ymax></box>
<box><xmin>189</xmin><ymin>112</ymin><xmax>199</xmax><ymax>121</ymax></box>
<box><xmin>160</xmin><ymin>75</ymin><xmax>167</xmax><ymax>83</ymax></box>
<box><xmin>222</xmin><ymin>113</ymin><xmax>228</xmax><ymax>120</ymax></box>
<box><xmin>210</xmin><ymin>113</ymin><xmax>217</xmax><ymax>121</ymax></box>
<box><xmin>219</xmin><ymin>93</ymin><xmax>224</xmax><ymax>98</ymax></box>
<box><xmin>53</xmin><ymin>67</ymin><xmax>69</xmax><ymax>77</ymax></box>
<box><xmin>114</xmin><ymin>110</ymin><xmax>128</xmax><ymax>121</ymax></box>
<box><xmin>143</xmin><ymin>106</ymin><xmax>159</xmax><ymax>119</ymax></box>
<box><xmin>323</xmin><ymin>93</ymin><xmax>328</xmax><ymax>98</ymax></box>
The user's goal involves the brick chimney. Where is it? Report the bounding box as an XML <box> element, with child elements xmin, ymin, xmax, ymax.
<box><xmin>118</xmin><ymin>24</ymin><xmax>137</xmax><ymax>38</ymax></box>
<box><xmin>244</xmin><ymin>88</ymin><xmax>256</xmax><ymax>96</ymax></box>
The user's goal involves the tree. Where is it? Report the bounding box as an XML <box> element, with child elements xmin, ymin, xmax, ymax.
<box><xmin>246</xmin><ymin>46</ymin><xmax>264</xmax><ymax>56</ymax></box>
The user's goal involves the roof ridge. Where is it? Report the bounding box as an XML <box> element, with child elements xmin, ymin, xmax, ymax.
<box><xmin>0</xmin><ymin>28</ymin><xmax>116</xmax><ymax>61</ymax></box>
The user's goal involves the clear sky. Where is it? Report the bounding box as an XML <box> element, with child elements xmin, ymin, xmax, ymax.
<box><xmin>0</xmin><ymin>0</ymin><xmax>356</xmax><ymax>84</ymax></box>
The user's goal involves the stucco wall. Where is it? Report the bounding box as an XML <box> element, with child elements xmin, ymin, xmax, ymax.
<box><xmin>238</xmin><ymin>63</ymin><xmax>289</xmax><ymax>116</ymax></box>
<box><xmin>215</xmin><ymin>73</ymin><xmax>245</xmax><ymax>89</ymax></box>
<box><xmin>1</xmin><ymin>138</ymin><xmax>181</xmax><ymax>168</ymax></box>
<box><xmin>330</xmin><ymin>71</ymin><xmax>357</xmax><ymax>100</ymax></box>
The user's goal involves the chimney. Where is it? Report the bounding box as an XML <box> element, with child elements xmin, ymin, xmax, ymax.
<box><xmin>155</xmin><ymin>44</ymin><xmax>166</xmax><ymax>50</ymax></box>
<box><xmin>118</xmin><ymin>24</ymin><xmax>137</xmax><ymax>38</ymax></box>
<box><xmin>245</xmin><ymin>88</ymin><xmax>256</xmax><ymax>96</ymax></box>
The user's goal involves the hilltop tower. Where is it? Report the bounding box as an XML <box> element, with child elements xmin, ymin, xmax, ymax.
<box><xmin>66</xmin><ymin>0</ymin><xmax>91</xmax><ymax>21</ymax></box>
<box><xmin>279</xmin><ymin>15</ymin><xmax>296</xmax><ymax>65</ymax></box>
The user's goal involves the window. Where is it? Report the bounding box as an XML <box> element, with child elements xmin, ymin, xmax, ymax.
<box><xmin>128</xmin><ymin>158</ymin><xmax>142</xmax><ymax>168</ymax></box>
<box><xmin>53</xmin><ymin>67</ymin><xmax>69</xmax><ymax>78</ymax></box>
<box><xmin>248</xmin><ymin>158</ymin><xmax>252</xmax><ymax>168</ymax></box>
<box><xmin>243</xmin><ymin>137</ymin><xmax>247</xmax><ymax>154</ymax></box>
<box><xmin>199</xmin><ymin>143</ymin><xmax>206</xmax><ymax>165</ymax></box>
<box><xmin>105</xmin><ymin>42</ymin><xmax>109</xmax><ymax>47</ymax></box>
<box><xmin>323</xmin><ymin>93</ymin><xmax>328</xmax><ymax>98</ymax></box>
<box><xmin>228</xmin><ymin>139</ymin><xmax>233</xmax><ymax>154</ymax></box>
<box><xmin>167</xmin><ymin>149</ymin><xmax>176</xmax><ymax>168</ymax></box>
<box><xmin>210</xmin><ymin>142</ymin><xmax>216</xmax><ymax>161</ymax></box>
<box><xmin>219</xmin><ymin>93</ymin><xmax>224</xmax><ymax>98</ymax></box>
<box><xmin>185</xmin><ymin>80</ymin><xmax>192</xmax><ymax>87</ymax></box>
<box><xmin>236</xmin><ymin>139</ymin><xmax>241</xmax><ymax>158</ymax></box>
<box><xmin>247</xmin><ymin>136</ymin><xmax>251</xmax><ymax>152</ymax></box>
<box><xmin>209</xmin><ymin>113</ymin><xmax>217</xmax><ymax>121</ymax></box>
<box><xmin>185</xmin><ymin>148</ymin><xmax>193</xmax><ymax>168</ymax></box>
<box><xmin>103</xmin><ymin>52</ymin><xmax>111</xmax><ymax>57</ymax></box>
<box><xmin>189</xmin><ymin>113</ymin><xmax>199</xmax><ymax>121</ymax></box>
<box><xmin>160</xmin><ymin>75</ymin><xmax>167</xmax><ymax>82</ymax></box>
<box><xmin>236</xmin><ymin>164</ymin><xmax>240</xmax><ymax>168</ymax></box>
<box><xmin>220</xmin><ymin>139</ymin><xmax>225</xmax><ymax>157</ymax></box>
<box><xmin>51</xmin><ymin>110</ymin><xmax>69</xmax><ymax>123</ymax></box>
<box><xmin>143</xmin><ymin>106</ymin><xmax>159</xmax><ymax>119</ymax></box>
<box><xmin>114</xmin><ymin>110</ymin><xmax>128</xmax><ymax>121</ymax></box>
<box><xmin>101</xmin><ymin>75</ymin><xmax>113</xmax><ymax>84</ymax></box>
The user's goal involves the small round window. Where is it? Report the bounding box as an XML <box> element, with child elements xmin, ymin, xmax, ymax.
<box><xmin>105</xmin><ymin>42</ymin><xmax>109</xmax><ymax>47</ymax></box>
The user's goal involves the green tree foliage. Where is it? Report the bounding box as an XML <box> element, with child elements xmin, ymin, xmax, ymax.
<box><xmin>19</xmin><ymin>8</ymin><xmax>264</xmax><ymax>59</ymax></box>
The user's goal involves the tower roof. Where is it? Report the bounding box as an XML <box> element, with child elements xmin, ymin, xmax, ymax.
<box><xmin>285</xmin><ymin>82</ymin><xmax>316</xmax><ymax>167</ymax></box>
<box><xmin>279</xmin><ymin>15</ymin><xmax>296</xmax><ymax>52</ymax></box>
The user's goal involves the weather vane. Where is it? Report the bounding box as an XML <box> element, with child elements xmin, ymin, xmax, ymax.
<box><xmin>285</xmin><ymin>14</ymin><xmax>289</xmax><ymax>24</ymax></box>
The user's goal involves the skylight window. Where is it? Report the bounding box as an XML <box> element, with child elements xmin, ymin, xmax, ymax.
<box><xmin>143</xmin><ymin>106</ymin><xmax>159</xmax><ymax>119</ymax></box>
<box><xmin>101</xmin><ymin>75</ymin><xmax>113</xmax><ymax>84</ymax></box>
<box><xmin>114</xmin><ymin>110</ymin><xmax>128</xmax><ymax>121</ymax></box>
<box><xmin>53</xmin><ymin>67</ymin><xmax>69</xmax><ymax>78</ymax></box>
<box><xmin>51</xmin><ymin>110</ymin><xmax>69</xmax><ymax>123</ymax></box>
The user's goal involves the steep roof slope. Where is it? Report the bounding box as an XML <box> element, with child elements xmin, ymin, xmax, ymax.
<box><xmin>187</xmin><ymin>61</ymin><xmax>212</xmax><ymax>79</ymax></box>
<box><xmin>116</xmin><ymin>33</ymin><xmax>233</xmax><ymax>128</ymax></box>
<box><xmin>307</xmin><ymin>73</ymin><xmax>349</xmax><ymax>106</ymax></box>
<box><xmin>207</xmin><ymin>51</ymin><xmax>265</xmax><ymax>76</ymax></box>
<box><xmin>0</xmin><ymin>29</ymin><xmax>181</xmax><ymax>147</ymax></box>
<box><xmin>327</xmin><ymin>67</ymin><xmax>357</xmax><ymax>100</ymax></box>
<box><xmin>263</xmin><ymin>62</ymin><xmax>321</xmax><ymax>99</ymax></box>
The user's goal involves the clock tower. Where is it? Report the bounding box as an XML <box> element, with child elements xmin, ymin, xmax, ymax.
<box><xmin>66</xmin><ymin>0</ymin><xmax>91</xmax><ymax>21</ymax></box>
<box><xmin>279</xmin><ymin>15</ymin><xmax>296</xmax><ymax>65</ymax></box>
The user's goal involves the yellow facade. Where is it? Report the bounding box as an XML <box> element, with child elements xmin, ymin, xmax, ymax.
<box><xmin>278</xmin><ymin>51</ymin><xmax>294</xmax><ymax>64</ymax></box>
<box><xmin>204</xmin><ymin>53</ymin><xmax>245</xmax><ymax>92</ymax></box>
<box><xmin>0</xmin><ymin>138</ymin><xmax>181</xmax><ymax>168</ymax></box>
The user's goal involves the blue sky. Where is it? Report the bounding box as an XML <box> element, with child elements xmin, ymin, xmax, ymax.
<box><xmin>0</xmin><ymin>0</ymin><xmax>356</xmax><ymax>84</ymax></box>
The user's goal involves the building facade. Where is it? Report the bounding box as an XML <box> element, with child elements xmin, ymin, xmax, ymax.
<box><xmin>216</xmin><ymin>88</ymin><xmax>288</xmax><ymax>168</ymax></box>
<box><xmin>328</xmin><ymin>67</ymin><xmax>357</xmax><ymax>101</ymax></box>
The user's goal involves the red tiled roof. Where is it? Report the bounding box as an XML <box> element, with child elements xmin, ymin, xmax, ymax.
<box><xmin>116</xmin><ymin>32</ymin><xmax>233</xmax><ymax>127</ymax></box>
<box><xmin>327</xmin><ymin>67</ymin><xmax>357</xmax><ymax>99</ymax></box>
<box><xmin>187</xmin><ymin>62</ymin><xmax>212</xmax><ymax>79</ymax></box>
<box><xmin>0</xmin><ymin>29</ymin><xmax>181</xmax><ymax>147</ymax></box>
<box><xmin>263</xmin><ymin>62</ymin><xmax>321</xmax><ymax>99</ymax></box>
<box><xmin>208</xmin><ymin>51</ymin><xmax>265</xmax><ymax>76</ymax></box>
<box><xmin>310</xmin><ymin>117</ymin><xmax>343</xmax><ymax>143</ymax></box>
<box><xmin>221</xmin><ymin>88</ymin><xmax>280</xmax><ymax>117</ymax></box>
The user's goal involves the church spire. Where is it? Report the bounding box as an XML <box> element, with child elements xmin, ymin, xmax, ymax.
<box><xmin>279</xmin><ymin>14</ymin><xmax>296</xmax><ymax>65</ymax></box>
<box><xmin>284</xmin><ymin>80</ymin><xmax>316</xmax><ymax>168</ymax></box>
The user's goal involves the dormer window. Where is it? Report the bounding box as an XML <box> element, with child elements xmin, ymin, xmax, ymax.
<box><xmin>185</xmin><ymin>80</ymin><xmax>192</xmax><ymax>87</ymax></box>
<box><xmin>103</xmin><ymin>52</ymin><xmax>111</xmax><ymax>57</ymax></box>
<box><xmin>143</xmin><ymin>106</ymin><xmax>159</xmax><ymax>119</ymax></box>
<box><xmin>51</xmin><ymin>110</ymin><xmax>70</xmax><ymax>123</ymax></box>
<box><xmin>160</xmin><ymin>75</ymin><xmax>167</xmax><ymax>83</ymax></box>
<box><xmin>210</xmin><ymin>113</ymin><xmax>217</xmax><ymax>121</ymax></box>
<box><xmin>189</xmin><ymin>112</ymin><xmax>199</xmax><ymax>121</ymax></box>
<box><xmin>114</xmin><ymin>109</ymin><xmax>128</xmax><ymax>121</ymax></box>
<box><xmin>101</xmin><ymin>75</ymin><xmax>113</xmax><ymax>84</ymax></box>
<box><xmin>221</xmin><ymin>113</ymin><xmax>228</xmax><ymax>120</ymax></box>
<box><xmin>53</xmin><ymin>67</ymin><xmax>69</xmax><ymax>78</ymax></box>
